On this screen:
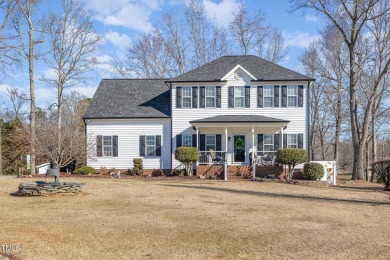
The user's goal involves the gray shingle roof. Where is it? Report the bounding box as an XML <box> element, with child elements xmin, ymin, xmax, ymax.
<box><xmin>83</xmin><ymin>79</ymin><xmax>171</xmax><ymax>119</ymax></box>
<box><xmin>169</xmin><ymin>55</ymin><xmax>314</xmax><ymax>82</ymax></box>
<box><xmin>190</xmin><ymin>115</ymin><xmax>290</xmax><ymax>124</ymax></box>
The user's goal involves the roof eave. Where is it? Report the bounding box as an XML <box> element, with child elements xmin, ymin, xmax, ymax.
<box><xmin>165</xmin><ymin>79</ymin><xmax>228</xmax><ymax>84</ymax></box>
<box><xmin>251</xmin><ymin>78</ymin><xmax>316</xmax><ymax>82</ymax></box>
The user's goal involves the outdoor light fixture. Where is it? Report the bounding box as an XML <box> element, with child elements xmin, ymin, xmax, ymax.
<box><xmin>228</xmin><ymin>136</ymin><xmax>231</xmax><ymax>142</ymax></box>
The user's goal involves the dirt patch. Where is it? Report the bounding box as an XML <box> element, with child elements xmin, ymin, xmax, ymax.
<box><xmin>0</xmin><ymin>176</ymin><xmax>389</xmax><ymax>259</ymax></box>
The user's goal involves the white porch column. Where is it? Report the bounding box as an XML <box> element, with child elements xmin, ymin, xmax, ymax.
<box><xmin>252</xmin><ymin>127</ymin><xmax>255</xmax><ymax>181</ymax></box>
<box><xmin>280</xmin><ymin>127</ymin><xmax>284</xmax><ymax>149</ymax></box>
<box><xmin>224</xmin><ymin>127</ymin><xmax>228</xmax><ymax>181</ymax></box>
<box><xmin>196</xmin><ymin>127</ymin><xmax>199</xmax><ymax>166</ymax></box>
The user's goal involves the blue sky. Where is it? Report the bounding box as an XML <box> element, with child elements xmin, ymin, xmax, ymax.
<box><xmin>0</xmin><ymin>0</ymin><xmax>324</xmax><ymax>108</ymax></box>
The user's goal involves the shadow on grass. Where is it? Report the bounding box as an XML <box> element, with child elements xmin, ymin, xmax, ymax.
<box><xmin>160</xmin><ymin>184</ymin><xmax>390</xmax><ymax>206</ymax></box>
<box><xmin>331</xmin><ymin>185</ymin><xmax>382</xmax><ymax>192</ymax></box>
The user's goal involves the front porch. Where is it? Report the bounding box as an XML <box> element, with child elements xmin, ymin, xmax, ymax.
<box><xmin>190</xmin><ymin>115</ymin><xmax>290</xmax><ymax>180</ymax></box>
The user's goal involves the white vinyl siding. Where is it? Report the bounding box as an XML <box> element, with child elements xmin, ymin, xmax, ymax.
<box><xmin>205</xmin><ymin>87</ymin><xmax>216</xmax><ymax>108</ymax></box>
<box><xmin>234</xmin><ymin>86</ymin><xmax>244</xmax><ymax>107</ymax></box>
<box><xmin>263</xmin><ymin>86</ymin><xmax>273</xmax><ymax>107</ymax></box>
<box><xmin>87</xmin><ymin>119</ymin><xmax>171</xmax><ymax>170</ymax></box>
<box><xmin>288</xmin><ymin>85</ymin><xmax>298</xmax><ymax>107</ymax></box>
<box><xmin>182</xmin><ymin>87</ymin><xmax>192</xmax><ymax>108</ymax></box>
<box><xmin>182</xmin><ymin>134</ymin><xmax>192</xmax><ymax>147</ymax></box>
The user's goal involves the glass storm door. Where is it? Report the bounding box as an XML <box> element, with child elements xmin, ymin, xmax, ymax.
<box><xmin>233</xmin><ymin>135</ymin><xmax>245</xmax><ymax>163</ymax></box>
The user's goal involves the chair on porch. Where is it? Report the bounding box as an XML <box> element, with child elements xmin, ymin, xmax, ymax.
<box><xmin>208</xmin><ymin>149</ymin><xmax>223</xmax><ymax>164</ymax></box>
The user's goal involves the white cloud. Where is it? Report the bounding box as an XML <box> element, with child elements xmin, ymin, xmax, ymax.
<box><xmin>284</xmin><ymin>31</ymin><xmax>320</xmax><ymax>48</ymax></box>
<box><xmin>104</xmin><ymin>31</ymin><xmax>132</xmax><ymax>50</ymax></box>
<box><xmin>203</xmin><ymin>0</ymin><xmax>239</xmax><ymax>28</ymax></box>
<box><xmin>66</xmin><ymin>85</ymin><xmax>97</xmax><ymax>98</ymax></box>
<box><xmin>84</xmin><ymin>0</ymin><xmax>162</xmax><ymax>32</ymax></box>
<box><xmin>42</xmin><ymin>68</ymin><xmax>58</xmax><ymax>81</ymax></box>
<box><xmin>304</xmin><ymin>15</ymin><xmax>319</xmax><ymax>22</ymax></box>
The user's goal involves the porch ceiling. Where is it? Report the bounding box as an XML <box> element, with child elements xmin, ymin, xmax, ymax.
<box><xmin>190</xmin><ymin>115</ymin><xmax>289</xmax><ymax>128</ymax></box>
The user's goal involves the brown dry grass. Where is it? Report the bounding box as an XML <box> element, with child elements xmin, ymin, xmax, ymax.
<box><xmin>0</xmin><ymin>176</ymin><xmax>389</xmax><ymax>260</ymax></box>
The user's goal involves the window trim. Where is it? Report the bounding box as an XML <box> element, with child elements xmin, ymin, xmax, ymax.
<box><xmin>263</xmin><ymin>86</ymin><xmax>274</xmax><ymax>108</ymax></box>
<box><xmin>234</xmin><ymin>86</ymin><xmax>245</xmax><ymax>108</ymax></box>
<box><xmin>145</xmin><ymin>135</ymin><xmax>156</xmax><ymax>157</ymax></box>
<box><xmin>263</xmin><ymin>134</ymin><xmax>274</xmax><ymax>151</ymax></box>
<box><xmin>287</xmin><ymin>85</ymin><xmax>298</xmax><ymax>107</ymax></box>
<box><xmin>103</xmin><ymin>136</ymin><xmax>113</xmax><ymax>157</ymax></box>
<box><xmin>205</xmin><ymin>86</ymin><xmax>216</xmax><ymax>108</ymax></box>
<box><xmin>182</xmin><ymin>86</ymin><xmax>192</xmax><ymax>108</ymax></box>
<box><xmin>205</xmin><ymin>135</ymin><xmax>216</xmax><ymax>151</ymax></box>
<box><xmin>287</xmin><ymin>134</ymin><xmax>298</xmax><ymax>148</ymax></box>
<box><xmin>182</xmin><ymin>134</ymin><xmax>193</xmax><ymax>147</ymax></box>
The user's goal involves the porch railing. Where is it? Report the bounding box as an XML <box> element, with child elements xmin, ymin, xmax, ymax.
<box><xmin>198</xmin><ymin>151</ymin><xmax>226</xmax><ymax>165</ymax></box>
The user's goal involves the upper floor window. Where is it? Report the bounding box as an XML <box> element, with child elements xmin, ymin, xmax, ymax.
<box><xmin>288</xmin><ymin>85</ymin><xmax>298</xmax><ymax>107</ymax></box>
<box><xmin>146</xmin><ymin>135</ymin><xmax>156</xmax><ymax>156</ymax></box>
<box><xmin>264</xmin><ymin>86</ymin><xmax>274</xmax><ymax>107</ymax></box>
<box><xmin>205</xmin><ymin>87</ymin><xmax>215</xmax><ymax>108</ymax></box>
<box><xmin>234</xmin><ymin>86</ymin><xmax>245</xmax><ymax>107</ymax></box>
<box><xmin>182</xmin><ymin>87</ymin><xmax>192</xmax><ymax>108</ymax></box>
<box><xmin>287</xmin><ymin>134</ymin><xmax>298</xmax><ymax>148</ymax></box>
<box><xmin>103</xmin><ymin>136</ymin><xmax>113</xmax><ymax>156</ymax></box>
<box><xmin>182</xmin><ymin>134</ymin><xmax>193</xmax><ymax>147</ymax></box>
<box><xmin>263</xmin><ymin>134</ymin><xmax>274</xmax><ymax>151</ymax></box>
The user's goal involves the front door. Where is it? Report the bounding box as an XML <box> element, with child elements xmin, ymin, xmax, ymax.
<box><xmin>233</xmin><ymin>135</ymin><xmax>245</xmax><ymax>163</ymax></box>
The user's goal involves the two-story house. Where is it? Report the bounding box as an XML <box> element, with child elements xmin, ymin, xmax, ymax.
<box><xmin>83</xmin><ymin>55</ymin><xmax>314</xmax><ymax>177</ymax></box>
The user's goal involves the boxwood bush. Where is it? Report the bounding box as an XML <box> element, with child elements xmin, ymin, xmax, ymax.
<box><xmin>303</xmin><ymin>162</ymin><xmax>324</xmax><ymax>180</ymax></box>
<box><xmin>175</xmin><ymin>147</ymin><xmax>199</xmax><ymax>176</ymax></box>
<box><xmin>73</xmin><ymin>166</ymin><xmax>95</xmax><ymax>175</ymax></box>
<box><xmin>276</xmin><ymin>148</ymin><xmax>308</xmax><ymax>181</ymax></box>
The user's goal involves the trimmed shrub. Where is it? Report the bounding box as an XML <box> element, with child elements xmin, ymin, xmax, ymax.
<box><xmin>133</xmin><ymin>158</ymin><xmax>143</xmax><ymax>175</ymax></box>
<box><xmin>372</xmin><ymin>160</ymin><xmax>390</xmax><ymax>189</ymax></box>
<box><xmin>303</xmin><ymin>162</ymin><xmax>324</xmax><ymax>180</ymax></box>
<box><xmin>73</xmin><ymin>166</ymin><xmax>95</xmax><ymax>175</ymax></box>
<box><xmin>276</xmin><ymin>148</ymin><xmax>308</xmax><ymax>181</ymax></box>
<box><xmin>152</xmin><ymin>168</ymin><xmax>163</xmax><ymax>177</ymax></box>
<box><xmin>175</xmin><ymin>147</ymin><xmax>199</xmax><ymax>176</ymax></box>
<box><xmin>171</xmin><ymin>169</ymin><xmax>185</xmax><ymax>176</ymax></box>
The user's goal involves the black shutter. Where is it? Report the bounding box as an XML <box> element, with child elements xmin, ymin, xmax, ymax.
<box><xmin>274</xmin><ymin>134</ymin><xmax>279</xmax><ymax>150</ymax></box>
<box><xmin>176</xmin><ymin>134</ymin><xmax>182</xmax><ymax>148</ymax></box>
<box><xmin>274</xmin><ymin>86</ymin><xmax>279</xmax><ymax>107</ymax></box>
<box><xmin>200</xmin><ymin>134</ymin><xmax>205</xmax><ymax>151</ymax></box>
<box><xmin>257</xmin><ymin>86</ymin><xmax>263</xmax><ymax>108</ymax></box>
<box><xmin>257</xmin><ymin>134</ymin><xmax>263</xmax><ymax>151</ymax></box>
<box><xmin>281</xmin><ymin>85</ymin><xmax>287</xmax><ymax>107</ymax></box>
<box><xmin>199</xmin><ymin>86</ymin><xmax>205</xmax><ymax>108</ymax></box>
<box><xmin>216</xmin><ymin>86</ymin><xmax>221</xmax><ymax>108</ymax></box>
<box><xmin>245</xmin><ymin>86</ymin><xmax>250</xmax><ymax>108</ymax></box>
<box><xmin>298</xmin><ymin>134</ymin><xmax>304</xmax><ymax>148</ymax></box>
<box><xmin>156</xmin><ymin>135</ymin><xmax>161</xmax><ymax>156</ymax></box>
<box><xmin>113</xmin><ymin>135</ymin><xmax>118</xmax><ymax>157</ymax></box>
<box><xmin>283</xmin><ymin>134</ymin><xmax>287</xmax><ymax>148</ymax></box>
<box><xmin>192</xmin><ymin>87</ymin><xmax>198</xmax><ymax>108</ymax></box>
<box><xmin>192</xmin><ymin>134</ymin><xmax>197</xmax><ymax>147</ymax></box>
<box><xmin>96</xmin><ymin>135</ymin><xmax>102</xmax><ymax>157</ymax></box>
<box><xmin>228</xmin><ymin>86</ymin><xmax>234</xmax><ymax>108</ymax></box>
<box><xmin>139</xmin><ymin>136</ymin><xmax>145</xmax><ymax>156</ymax></box>
<box><xmin>298</xmin><ymin>85</ymin><xmax>304</xmax><ymax>107</ymax></box>
<box><xmin>216</xmin><ymin>134</ymin><xmax>222</xmax><ymax>151</ymax></box>
<box><xmin>176</xmin><ymin>87</ymin><xmax>182</xmax><ymax>108</ymax></box>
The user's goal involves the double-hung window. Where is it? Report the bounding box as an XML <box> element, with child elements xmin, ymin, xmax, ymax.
<box><xmin>263</xmin><ymin>134</ymin><xmax>274</xmax><ymax>151</ymax></box>
<box><xmin>263</xmin><ymin>86</ymin><xmax>274</xmax><ymax>107</ymax></box>
<box><xmin>146</xmin><ymin>135</ymin><xmax>156</xmax><ymax>156</ymax></box>
<box><xmin>182</xmin><ymin>87</ymin><xmax>192</xmax><ymax>108</ymax></box>
<box><xmin>182</xmin><ymin>134</ymin><xmax>192</xmax><ymax>147</ymax></box>
<box><xmin>103</xmin><ymin>136</ymin><xmax>113</xmax><ymax>156</ymax></box>
<box><xmin>234</xmin><ymin>86</ymin><xmax>244</xmax><ymax>108</ymax></box>
<box><xmin>206</xmin><ymin>135</ymin><xmax>216</xmax><ymax>151</ymax></box>
<box><xmin>205</xmin><ymin>87</ymin><xmax>216</xmax><ymax>108</ymax></box>
<box><xmin>287</xmin><ymin>134</ymin><xmax>298</xmax><ymax>148</ymax></box>
<box><xmin>287</xmin><ymin>85</ymin><xmax>298</xmax><ymax>107</ymax></box>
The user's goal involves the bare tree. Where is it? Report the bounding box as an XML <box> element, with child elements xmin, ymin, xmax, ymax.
<box><xmin>6</xmin><ymin>87</ymin><xmax>27</xmax><ymax>120</ymax></box>
<box><xmin>14</xmin><ymin>0</ymin><xmax>42</xmax><ymax>175</ymax></box>
<box><xmin>41</xmin><ymin>0</ymin><xmax>102</xmax><ymax>167</ymax></box>
<box><xmin>291</xmin><ymin>0</ymin><xmax>390</xmax><ymax>180</ymax></box>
